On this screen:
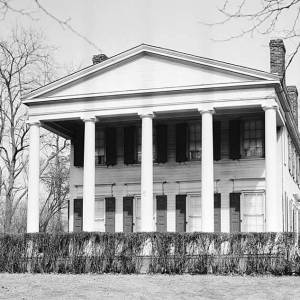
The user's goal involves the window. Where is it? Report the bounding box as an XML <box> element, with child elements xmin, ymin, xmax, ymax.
<box><xmin>187</xmin><ymin>194</ymin><xmax>201</xmax><ymax>232</ymax></box>
<box><xmin>241</xmin><ymin>119</ymin><xmax>264</xmax><ymax>158</ymax></box>
<box><xmin>241</xmin><ymin>192</ymin><xmax>265</xmax><ymax>232</ymax></box>
<box><xmin>95</xmin><ymin>128</ymin><xmax>105</xmax><ymax>165</ymax></box>
<box><xmin>288</xmin><ymin>136</ymin><xmax>292</xmax><ymax>173</ymax></box>
<box><xmin>95</xmin><ymin>197</ymin><xmax>105</xmax><ymax>220</ymax></box>
<box><xmin>137</xmin><ymin>126</ymin><xmax>142</xmax><ymax>163</ymax></box>
<box><xmin>188</xmin><ymin>123</ymin><xmax>201</xmax><ymax>160</ymax></box>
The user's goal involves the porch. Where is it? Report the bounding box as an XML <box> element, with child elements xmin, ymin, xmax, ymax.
<box><xmin>26</xmin><ymin>106</ymin><xmax>280</xmax><ymax>233</ymax></box>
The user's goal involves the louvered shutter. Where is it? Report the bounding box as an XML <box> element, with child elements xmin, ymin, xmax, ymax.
<box><xmin>156</xmin><ymin>195</ymin><xmax>167</xmax><ymax>232</ymax></box>
<box><xmin>124</xmin><ymin>126</ymin><xmax>136</xmax><ymax>164</ymax></box>
<box><xmin>176</xmin><ymin>194</ymin><xmax>186</xmax><ymax>232</ymax></box>
<box><xmin>176</xmin><ymin>123</ymin><xmax>187</xmax><ymax>162</ymax></box>
<box><xmin>214</xmin><ymin>193</ymin><xmax>221</xmax><ymax>232</ymax></box>
<box><xmin>230</xmin><ymin>193</ymin><xmax>241</xmax><ymax>233</ymax></box>
<box><xmin>105</xmin><ymin>197</ymin><xmax>115</xmax><ymax>233</ymax></box>
<box><xmin>156</xmin><ymin>124</ymin><xmax>168</xmax><ymax>163</ymax></box>
<box><xmin>229</xmin><ymin>120</ymin><xmax>241</xmax><ymax>159</ymax></box>
<box><xmin>73</xmin><ymin>125</ymin><xmax>84</xmax><ymax>167</ymax></box>
<box><xmin>213</xmin><ymin>121</ymin><xmax>221</xmax><ymax>161</ymax></box>
<box><xmin>73</xmin><ymin>198</ymin><xmax>83</xmax><ymax>232</ymax></box>
<box><xmin>105</xmin><ymin>127</ymin><xmax>117</xmax><ymax>166</ymax></box>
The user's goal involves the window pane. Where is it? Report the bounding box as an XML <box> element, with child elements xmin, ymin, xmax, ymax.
<box><xmin>243</xmin><ymin>193</ymin><xmax>264</xmax><ymax>232</ymax></box>
<box><xmin>188</xmin><ymin>123</ymin><xmax>201</xmax><ymax>160</ymax></box>
<box><xmin>95</xmin><ymin>198</ymin><xmax>105</xmax><ymax>219</ymax></box>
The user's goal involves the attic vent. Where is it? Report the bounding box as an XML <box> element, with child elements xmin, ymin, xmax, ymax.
<box><xmin>92</xmin><ymin>54</ymin><xmax>108</xmax><ymax>65</ymax></box>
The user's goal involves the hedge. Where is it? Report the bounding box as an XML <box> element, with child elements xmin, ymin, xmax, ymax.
<box><xmin>0</xmin><ymin>232</ymin><xmax>299</xmax><ymax>275</ymax></box>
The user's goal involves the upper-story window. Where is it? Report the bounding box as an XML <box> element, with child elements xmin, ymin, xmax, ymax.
<box><xmin>188</xmin><ymin>123</ymin><xmax>201</xmax><ymax>160</ymax></box>
<box><xmin>95</xmin><ymin>128</ymin><xmax>105</xmax><ymax>165</ymax></box>
<box><xmin>241</xmin><ymin>119</ymin><xmax>264</xmax><ymax>158</ymax></box>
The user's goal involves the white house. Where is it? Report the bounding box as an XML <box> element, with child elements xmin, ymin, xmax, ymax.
<box><xmin>23</xmin><ymin>40</ymin><xmax>300</xmax><ymax>234</ymax></box>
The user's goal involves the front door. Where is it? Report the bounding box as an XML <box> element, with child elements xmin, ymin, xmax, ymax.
<box><xmin>123</xmin><ymin>196</ymin><xmax>134</xmax><ymax>233</ymax></box>
<box><xmin>176</xmin><ymin>195</ymin><xmax>186</xmax><ymax>232</ymax></box>
<box><xmin>105</xmin><ymin>197</ymin><xmax>115</xmax><ymax>233</ymax></box>
<box><xmin>156</xmin><ymin>195</ymin><xmax>167</xmax><ymax>232</ymax></box>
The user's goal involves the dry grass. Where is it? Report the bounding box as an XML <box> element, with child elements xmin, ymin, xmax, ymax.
<box><xmin>0</xmin><ymin>274</ymin><xmax>299</xmax><ymax>299</ymax></box>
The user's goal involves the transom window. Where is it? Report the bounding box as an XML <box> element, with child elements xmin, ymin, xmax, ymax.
<box><xmin>95</xmin><ymin>128</ymin><xmax>105</xmax><ymax>165</ymax></box>
<box><xmin>241</xmin><ymin>119</ymin><xmax>264</xmax><ymax>158</ymax></box>
<box><xmin>188</xmin><ymin>123</ymin><xmax>201</xmax><ymax>160</ymax></box>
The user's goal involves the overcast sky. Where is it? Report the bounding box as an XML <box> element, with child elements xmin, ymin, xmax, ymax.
<box><xmin>2</xmin><ymin>0</ymin><xmax>300</xmax><ymax>88</ymax></box>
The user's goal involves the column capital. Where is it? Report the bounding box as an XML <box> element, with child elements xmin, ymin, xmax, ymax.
<box><xmin>26</xmin><ymin>120</ymin><xmax>41</xmax><ymax>127</ymax></box>
<box><xmin>81</xmin><ymin>116</ymin><xmax>96</xmax><ymax>122</ymax></box>
<box><xmin>138</xmin><ymin>111</ymin><xmax>155</xmax><ymax>119</ymax></box>
<box><xmin>198</xmin><ymin>106</ymin><xmax>215</xmax><ymax>115</ymax></box>
<box><xmin>262</xmin><ymin>104</ymin><xmax>278</xmax><ymax>111</ymax></box>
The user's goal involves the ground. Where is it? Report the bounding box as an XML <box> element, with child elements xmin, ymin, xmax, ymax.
<box><xmin>0</xmin><ymin>274</ymin><xmax>299</xmax><ymax>299</ymax></box>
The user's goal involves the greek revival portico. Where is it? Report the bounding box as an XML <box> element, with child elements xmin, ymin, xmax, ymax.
<box><xmin>26</xmin><ymin>102</ymin><xmax>280</xmax><ymax>233</ymax></box>
<box><xmin>23</xmin><ymin>44</ymin><xmax>290</xmax><ymax>234</ymax></box>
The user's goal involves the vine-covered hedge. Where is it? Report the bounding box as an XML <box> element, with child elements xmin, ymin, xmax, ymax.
<box><xmin>0</xmin><ymin>232</ymin><xmax>299</xmax><ymax>275</ymax></box>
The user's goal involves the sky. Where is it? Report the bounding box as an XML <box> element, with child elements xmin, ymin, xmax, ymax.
<box><xmin>2</xmin><ymin>0</ymin><xmax>300</xmax><ymax>88</ymax></box>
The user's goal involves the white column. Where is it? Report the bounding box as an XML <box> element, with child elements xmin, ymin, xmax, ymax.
<box><xmin>263</xmin><ymin>105</ymin><xmax>280</xmax><ymax>232</ymax></box>
<box><xmin>27</xmin><ymin>121</ymin><xmax>41</xmax><ymax>233</ymax></box>
<box><xmin>82</xmin><ymin>117</ymin><xmax>96</xmax><ymax>231</ymax></box>
<box><xmin>140</xmin><ymin>113</ymin><xmax>154</xmax><ymax>231</ymax></box>
<box><xmin>200</xmin><ymin>109</ymin><xmax>215</xmax><ymax>232</ymax></box>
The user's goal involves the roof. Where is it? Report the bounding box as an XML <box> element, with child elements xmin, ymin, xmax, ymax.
<box><xmin>23</xmin><ymin>43</ymin><xmax>280</xmax><ymax>101</ymax></box>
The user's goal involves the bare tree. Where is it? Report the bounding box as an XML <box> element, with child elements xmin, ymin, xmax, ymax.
<box><xmin>213</xmin><ymin>0</ymin><xmax>300</xmax><ymax>68</ymax></box>
<box><xmin>0</xmin><ymin>27</ymin><xmax>51</xmax><ymax>233</ymax></box>
<box><xmin>39</xmin><ymin>133</ymin><xmax>69</xmax><ymax>233</ymax></box>
<box><xmin>0</xmin><ymin>0</ymin><xmax>101</xmax><ymax>52</ymax></box>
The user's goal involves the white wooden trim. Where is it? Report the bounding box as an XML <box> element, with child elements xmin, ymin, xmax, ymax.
<box><xmin>23</xmin><ymin>44</ymin><xmax>279</xmax><ymax>100</ymax></box>
<box><xmin>24</xmin><ymin>80</ymin><xmax>280</xmax><ymax>105</ymax></box>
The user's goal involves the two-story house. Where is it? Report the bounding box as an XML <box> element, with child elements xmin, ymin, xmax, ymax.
<box><xmin>23</xmin><ymin>39</ymin><xmax>300</xmax><ymax>233</ymax></box>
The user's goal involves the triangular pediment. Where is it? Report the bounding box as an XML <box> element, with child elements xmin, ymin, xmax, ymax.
<box><xmin>24</xmin><ymin>44</ymin><xmax>279</xmax><ymax>101</ymax></box>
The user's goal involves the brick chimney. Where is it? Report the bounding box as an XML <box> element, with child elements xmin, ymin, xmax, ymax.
<box><xmin>287</xmin><ymin>86</ymin><xmax>298</xmax><ymax>127</ymax></box>
<box><xmin>92</xmin><ymin>54</ymin><xmax>108</xmax><ymax>65</ymax></box>
<box><xmin>269</xmin><ymin>39</ymin><xmax>286</xmax><ymax>80</ymax></box>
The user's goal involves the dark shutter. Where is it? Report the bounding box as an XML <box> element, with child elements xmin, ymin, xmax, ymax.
<box><xmin>156</xmin><ymin>124</ymin><xmax>168</xmax><ymax>163</ymax></box>
<box><xmin>123</xmin><ymin>196</ymin><xmax>134</xmax><ymax>233</ymax></box>
<box><xmin>124</xmin><ymin>126</ymin><xmax>136</xmax><ymax>164</ymax></box>
<box><xmin>176</xmin><ymin>123</ymin><xmax>187</xmax><ymax>162</ymax></box>
<box><xmin>213</xmin><ymin>121</ymin><xmax>221</xmax><ymax>161</ymax></box>
<box><xmin>105</xmin><ymin>127</ymin><xmax>117</xmax><ymax>166</ymax></box>
<box><xmin>73</xmin><ymin>126</ymin><xmax>84</xmax><ymax>167</ymax></box>
<box><xmin>229</xmin><ymin>120</ymin><xmax>241</xmax><ymax>159</ymax></box>
<box><xmin>73</xmin><ymin>198</ymin><xmax>83</xmax><ymax>232</ymax></box>
<box><xmin>176</xmin><ymin>194</ymin><xmax>186</xmax><ymax>232</ymax></box>
<box><xmin>156</xmin><ymin>195</ymin><xmax>167</xmax><ymax>232</ymax></box>
<box><xmin>230</xmin><ymin>193</ymin><xmax>241</xmax><ymax>233</ymax></box>
<box><xmin>214</xmin><ymin>193</ymin><xmax>221</xmax><ymax>232</ymax></box>
<box><xmin>105</xmin><ymin>197</ymin><xmax>115</xmax><ymax>233</ymax></box>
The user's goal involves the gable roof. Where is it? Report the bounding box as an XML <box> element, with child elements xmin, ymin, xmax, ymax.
<box><xmin>23</xmin><ymin>43</ymin><xmax>280</xmax><ymax>101</ymax></box>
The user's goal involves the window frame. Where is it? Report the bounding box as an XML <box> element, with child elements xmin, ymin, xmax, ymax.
<box><xmin>240</xmin><ymin>191</ymin><xmax>265</xmax><ymax>232</ymax></box>
<box><xmin>94</xmin><ymin>196</ymin><xmax>105</xmax><ymax>221</ymax></box>
<box><xmin>240</xmin><ymin>118</ymin><xmax>265</xmax><ymax>159</ymax></box>
<box><xmin>95</xmin><ymin>127</ymin><xmax>106</xmax><ymax>165</ymax></box>
<box><xmin>187</xmin><ymin>121</ymin><xmax>202</xmax><ymax>161</ymax></box>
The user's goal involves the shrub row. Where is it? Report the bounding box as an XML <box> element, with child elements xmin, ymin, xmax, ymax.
<box><xmin>0</xmin><ymin>232</ymin><xmax>299</xmax><ymax>275</ymax></box>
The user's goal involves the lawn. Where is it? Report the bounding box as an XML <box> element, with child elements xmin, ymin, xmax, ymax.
<box><xmin>0</xmin><ymin>274</ymin><xmax>299</xmax><ymax>299</ymax></box>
